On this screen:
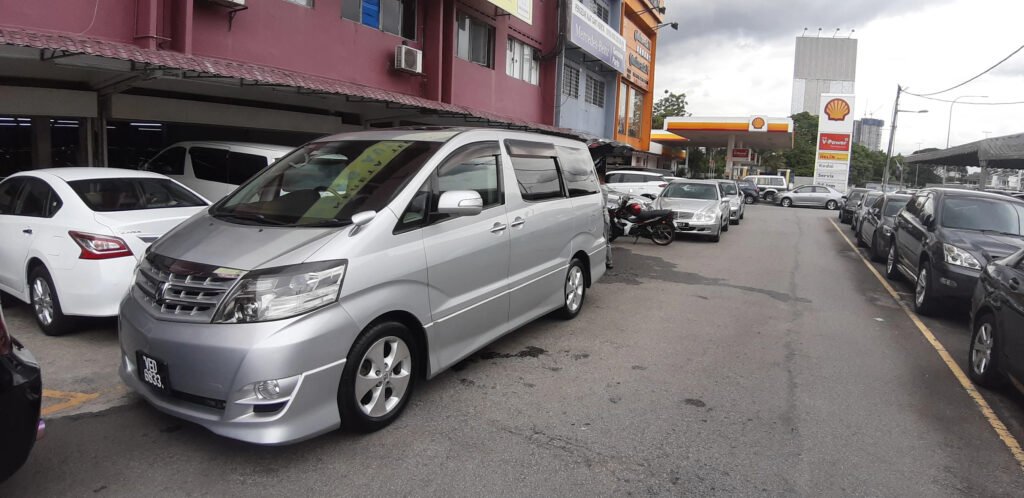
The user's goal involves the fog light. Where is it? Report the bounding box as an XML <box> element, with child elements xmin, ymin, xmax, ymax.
<box><xmin>940</xmin><ymin>278</ymin><xmax>957</xmax><ymax>288</ymax></box>
<box><xmin>254</xmin><ymin>380</ymin><xmax>281</xmax><ymax>400</ymax></box>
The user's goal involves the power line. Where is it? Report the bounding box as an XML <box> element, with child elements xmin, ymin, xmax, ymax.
<box><xmin>903</xmin><ymin>93</ymin><xmax>1024</xmax><ymax>105</ymax></box>
<box><xmin>906</xmin><ymin>42</ymin><xmax>1024</xmax><ymax>97</ymax></box>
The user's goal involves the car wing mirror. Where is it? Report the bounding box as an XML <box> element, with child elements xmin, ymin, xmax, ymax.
<box><xmin>437</xmin><ymin>190</ymin><xmax>483</xmax><ymax>216</ymax></box>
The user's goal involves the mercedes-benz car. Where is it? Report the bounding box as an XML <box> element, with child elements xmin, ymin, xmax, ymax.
<box><xmin>654</xmin><ymin>179</ymin><xmax>730</xmax><ymax>242</ymax></box>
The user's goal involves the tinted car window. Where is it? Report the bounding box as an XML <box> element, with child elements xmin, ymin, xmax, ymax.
<box><xmin>146</xmin><ymin>147</ymin><xmax>186</xmax><ymax>176</ymax></box>
<box><xmin>15</xmin><ymin>179</ymin><xmax>61</xmax><ymax>217</ymax></box>
<box><xmin>941</xmin><ymin>197</ymin><xmax>1024</xmax><ymax>235</ymax></box>
<box><xmin>905</xmin><ymin>194</ymin><xmax>924</xmax><ymax>217</ymax></box>
<box><xmin>883</xmin><ymin>198</ymin><xmax>908</xmax><ymax>216</ymax></box>
<box><xmin>437</xmin><ymin>142</ymin><xmax>502</xmax><ymax>209</ymax></box>
<box><xmin>556</xmin><ymin>146</ymin><xmax>600</xmax><ymax>197</ymax></box>
<box><xmin>606</xmin><ymin>173</ymin><xmax>624</xmax><ymax>183</ymax></box>
<box><xmin>0</xmin><ymin>177</ymin><xmax>24</xmax><ymax>214</ymax></box>
<box><xmin>848</xmin><ymin>191</ymin><xmax>864</xmax><ymax>202</ymax></box>
<box><xmin>793</xmin><ymin>186</ymin><xmax>812</xmax><ymax>193</ymax></box>
<box><xmin>719</xmin><ymin>182</ymin><xmax>738</xmax><ymax>195</ymax></box>
<box><xmin>69</xmin><ymin>178</ymin><xmax>207</xmax><ymax>212</ymax></box>
<box><xmin>814</xmin><ymin>186</ymin><xmax>831</xmax><ymax>193</ymax></box>
<box><xmin>662</xmin><ymin>183</ymin><xmax>718</xmax><ymax>200</ymax></box>
<box><xmin>190</xmin><ymin>147</ymin><xmax>230</xmax><ymax>183</ymax></box>
<box><xmin>772</xmin><ymin>178</ymin><xmax>785</xmax><ymax>186</ymax></box>
<box><xmin>227</xmin><ymin>152</ymin><xmax>270</xmax><ymax>185</ymax></box>
<box><xmin>510</xmin><ymin>156</ymin><xmax>564</xmax><ymax>201</ymax></box>
<box><xmin>215</xmin><ymin>140</ymin><xmax>441</xmax><ymax>226</ymax></box>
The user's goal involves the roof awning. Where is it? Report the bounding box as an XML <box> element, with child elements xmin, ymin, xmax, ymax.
<box><xmin>906</xmin><ymin>133</ymin><xmax>1024</xmax><ymax>169</ymax></box>
<box><xmin>0</xmin><ymin>26</ymin><xmax>581</xmax><ymax>139</ymax></box>
<box><xmin>650</xmin><ymin>129</ymin><xmax>689</xmax><ymax>145</ymax></box>
<box><xmin>662</xmin><ymin>116</ymin><xmax>794</xmax><ymax>150</ymax></box>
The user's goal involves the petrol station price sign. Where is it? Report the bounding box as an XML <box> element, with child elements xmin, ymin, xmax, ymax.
<box><xmin>813</xmin><ymin>94</ymin><xmax>855</xmax><ymax>193</ymax></box>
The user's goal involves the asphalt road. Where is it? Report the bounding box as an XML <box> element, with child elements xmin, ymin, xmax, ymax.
<box><xmin>3</xmin><ymin>204</ymin><xmax>1024</xmax><ymax>496</ymax></box>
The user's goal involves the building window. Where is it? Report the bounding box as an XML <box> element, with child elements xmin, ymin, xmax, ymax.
<box><xmin>590</xmin><ymin>0</ymin><xmax>610</xmax><ymax>24</ymax></box>
<box><xmin>617</xmin><ymin>82</ymin><xmax>628</xmax><ymax>134</ymax></box>
<box><xmin>617</xmin><ymin>81</ymin><xmax>644</xmax><ymax>138</ymax></box>
<box><xmin>584</xmin><ymin>74</ymin><xmax>605</xmax><ymax>108</ymax></box>
<box><xmin>456</xmin><ymin>13</ymin><xmax>495</xmax><ymax>68</ymax></box>
<box><xmin>563</xmin><ymin>64</ymin><xmax>580</xmax><ymax>99</ymax></box>
<box><xmin>342</xmin><ymin>0</ymin><xmax>416</xmax><ymax>40</ymax></box>
<box><xmin>506</xmin><ymin>37</ymin><xmax>539</xmax><ymax>85</ymax></box>
<box><xmin>284</xmin><ymin>0</ymin><xmax>314</xmax><ymax>7</ymax></box>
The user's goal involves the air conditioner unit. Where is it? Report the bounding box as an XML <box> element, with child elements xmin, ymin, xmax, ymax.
<box><xmin>394</xmin><ymin>45</ymin><xmax>423</xmax><ymax>74</ymax></box>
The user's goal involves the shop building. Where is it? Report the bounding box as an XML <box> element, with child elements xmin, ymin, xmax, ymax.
<box><xmin>0</xmin><ymin>0</ymin><xmax>569</xmax><ymax>176</ymax></box>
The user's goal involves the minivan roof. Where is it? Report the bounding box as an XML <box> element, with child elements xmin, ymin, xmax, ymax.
<box><xmin>314</xmin><ymin>127</ymin><xmax>587</xmax><ymax>147</ymax></box>
<box><xmin>171</xmin><ymin>141</ymin><xmax>294</xmax><ymax>152</ymax></box>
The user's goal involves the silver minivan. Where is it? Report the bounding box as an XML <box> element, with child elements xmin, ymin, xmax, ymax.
<box><xmin>118</xmin><ymin>128</ymin><xmax>607</xmax><ymax>444</ymax></box>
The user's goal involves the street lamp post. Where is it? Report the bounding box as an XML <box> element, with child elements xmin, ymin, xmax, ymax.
<box><xmin>944</xmin><ymin>95</ymin><xmax>987</xmax><ymax>184</ymax></box>
<box><xmin>882</xmin><ymin>85</ymin><xmax>928</xmax><ymax>191</ymax></box>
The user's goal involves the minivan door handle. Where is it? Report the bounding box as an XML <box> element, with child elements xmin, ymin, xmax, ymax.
<box><xmin>22</xmin><ymin>228</ymin><xmax>32</xmax><ymax>235</ymax></box>
<box><xmin>510</xmin><ymin>217</ymin><xmax>525</xmax><ymax>228</ymax></box>
<box><xmin>1010</xmin><ymin>277</ymin><xmax>1021</xmax><ymax>291</ymax></box>
<box><xmin>489</xmin><ymin>222</ymin><xmax>508</xmax><ymax>234</ymax></box>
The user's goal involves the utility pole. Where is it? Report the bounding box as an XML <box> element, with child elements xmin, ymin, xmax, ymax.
<box><xmin>882</xmin><ymin>85</ymin><xmax>901</xmax><ymax>192</ymax></box>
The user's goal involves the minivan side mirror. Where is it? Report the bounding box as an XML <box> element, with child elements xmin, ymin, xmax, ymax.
<box><xmin>437</xmin><ymin>190</ymin><xmax>484</xmax><ymax>216</ymax></box>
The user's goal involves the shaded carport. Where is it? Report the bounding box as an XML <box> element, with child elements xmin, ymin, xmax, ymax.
<box><xmin>906</xmin><ymin>133</ymin><xmax>1024</xmax><ymax>188</ymax></box>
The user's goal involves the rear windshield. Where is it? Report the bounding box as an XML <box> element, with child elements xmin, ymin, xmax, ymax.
<box><xmin>69</xmin><ymin>178</ymin><xmax>207</xmax><ymax>212</ymax></box>
<box><xmin>212</xmin><ymin>140</ymin><xmax>441</xmax><ymax>227</ymax></box>
<box><xmin>848</xmin><ymin>191</ymin><xmax>864</xmax><ymax>202</ymax></box>
<box><xmin>662</xmin><ymin>183</ymin><xmax>718</xmax><ymax>200</ymax></box>
<box><xmin>883</xmin><ymin>198</ymin><xmax>909</xmax><ymax>217</ymax></box>
<box><xmin>862</xmin><ymin>192</ymin><xmax>882</xmax><ymax>207</ymax></box>
<box><xmin>941</xmin><ymin>197</ymin><xmax>1024</xmax><ymax>235</ymax></box>
<box><xmin>719</xmin><ymin>183</ymin><xmax>738</xmax><ymax>195</ymax></box>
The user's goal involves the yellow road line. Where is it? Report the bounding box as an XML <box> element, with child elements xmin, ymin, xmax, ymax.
<box><xmin>829</xmin><ymin>219</ymin><xmax>1024</xmax><ymax>472</ymax></box>
<box><xmin>41</xmin><ymin>389</ymin><xmax>99</xmax><ymax>416</ymax></box>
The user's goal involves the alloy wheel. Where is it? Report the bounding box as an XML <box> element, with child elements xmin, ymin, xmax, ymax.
<box><xmin>355</xmin><ymin>336</ymin><xmax>412</xmax><ymax>417</ymax></box>
<box><xmin>915</xmin><ymin>268</ymin><xmax>928</xmax><ymax>307</ymax></box>
<box><xmin>972</xmin><ymin>323</ymin><xmax>993</xmax><ymax>376</ymax></box>
<box><xmin>565</xmin><ymin>266</ymin><xmax>584</xmax><ymax>312</ymax></box>
<box><xmin>887</xmin><ymin>245</ymin><xmax>897</xmax><ymax>274</ymax></box>
<box><xmin>32</xmin><ymin>277</ymin><xmax>54</xmax><ymax>326</ymax></box>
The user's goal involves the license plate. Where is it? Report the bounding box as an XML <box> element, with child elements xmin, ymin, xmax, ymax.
<box><xmin>137</xmin><ymin>351</ymin><xmax>170</xmax><ymax>393</ymax></box>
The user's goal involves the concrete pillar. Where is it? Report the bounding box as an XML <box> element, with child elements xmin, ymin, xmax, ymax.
<box><xmin>979</xmin><ymin>160</ymin><xmax>988</xmax><ymax>188</ymax></box>
<box><xmin>724</xmin><ymin>134</ymin><xmax>735</xmax><ymax>179</ymax></box>
<box><xmin>30</xmin><ymin>117</ymin><xmax>51</xmax><ymax>169</ymax></box>
<box><xmin>76</xmin><ymin>118</ymin><xmax>92</xmax><ymax>167</ymax></box>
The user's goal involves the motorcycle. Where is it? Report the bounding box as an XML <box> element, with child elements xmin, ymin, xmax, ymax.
<box><xmin>608</xmin><ymin>195</ymin><xmax>675</xmax><ymax>246</ymax></box>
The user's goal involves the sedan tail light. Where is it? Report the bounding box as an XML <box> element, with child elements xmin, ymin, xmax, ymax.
<box><xmin>68</xmin><ymin>231</ymin><xmax>134</xmax><ymax>260</ymax></box>
<box><xmin>658</xmin><ymin>183</ymin><xmax>668</xmax><ymax>188</ymax></box>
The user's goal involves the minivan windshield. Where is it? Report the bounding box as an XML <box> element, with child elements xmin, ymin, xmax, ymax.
<box><xmin>662</xmin><ymin>183</ymin><xmax>718</xmax><ymax>200</ymax></box>
<box><xmin>941</xmin><ymin>197</ymin><xmax>1024</xmax><ymax>235</ymax></box>
<box><xmin>212</xmin><ymin>140</ymin><xmax>441</xmax><ymax>226</ymax></box>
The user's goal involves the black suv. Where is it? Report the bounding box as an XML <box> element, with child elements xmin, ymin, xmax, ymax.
<box><xmin>885</xmin><ymin>188</ymin><xmax>1024</xmax><ymax>315</ymax></box>
<box><xmin>737</xmin><ymin>180</ymin><xmax>759</xmax><ymax>204</ymax></box>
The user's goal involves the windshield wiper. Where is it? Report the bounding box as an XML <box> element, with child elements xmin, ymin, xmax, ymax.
<box><xmin>211</xmin><ymin>210</ymin><xmax>288</xmax><ymax>226</ymax></box>
<box><xmin>978</xmin><ymin>229</ymin><xmax>1021</xmax><ymax>237</ymax></box>
<box><xmin>292</xmin><ymin>218</ymin><xmax>352</xmax><ymax>228</ymax></box>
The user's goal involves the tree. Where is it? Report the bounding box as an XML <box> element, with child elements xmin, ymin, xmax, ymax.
<box><xmin>783</xmin><ymin>112</ymin><xmax>818</xmax><ymax>177</ymax></box>
<box><xmin>651</xmin><ymin>91</ymin><xmax>689</xmax><ymax>130</ymax></box>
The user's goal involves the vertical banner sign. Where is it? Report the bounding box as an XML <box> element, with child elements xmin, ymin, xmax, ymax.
<box><xmin>813</xmin><ymin>94</ymin><xmax>855</xmax><ymax>193</ymax></box>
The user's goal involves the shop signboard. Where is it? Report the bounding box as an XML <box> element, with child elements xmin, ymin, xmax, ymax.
<box><xmin>486</xmin><ymin>0</ymin><xmax>532</xmax><ymax>25</ymax></box>
<box><xmin>813</xmin><ymin>94</ymin><xmax>855</xmax><ymax>193</ymax></box>
<box><xmin>569</xmin><ymin>1</ymin><xmax>626</xmax><ymax>73</ymax></box>
<box><xmin>623</xmin><ymin>16</ymin><xmax>652</xmax><ymax>91</ymax></box>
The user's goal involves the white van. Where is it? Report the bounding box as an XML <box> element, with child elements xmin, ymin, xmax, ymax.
<box><xmin>742</xmin><ymin>175</ymin><xmax>790</xmax><ymax>202</ymax></box>
<box><xmin>144</xmin><ymin>142</ymin><xmax>294</xmax><ymax>201</ymax></box>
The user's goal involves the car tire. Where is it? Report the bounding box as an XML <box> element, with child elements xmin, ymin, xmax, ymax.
<box><xmin>781</xmin><ymin>197</ymin><xmax>793</xmax><ymax>207</ymax></box>
<box><xmin>913</xmin><ymin>260</ymin><xmax>938</xmax><ymax>316</ymax></box>
<box><xmin>968</xmin><ymin>314</ymin><xmax>1005</xmax><ymax>388</ymax></box>
<box><xmin>870</xmin><ymin>233</ymin><xmax>884</xmax><ymax>262</ymax></box>
<box><xmin>723</xmin><ymin>218</ymin><xmax>730</xmax><ymax>231</ymax></box>
<box><xmin>855</xmin><ymin>227</ymin><xmax>866</xmax><ymax>247</ymax></box>
<box><xmin>744</xmin><ymin>195</ymin><xmax>755</xmax><ymax>205</ymax></box>
<box><xmin>338</xmin><ymin>321</ymin><xmax>417</xmax><ymax>433</ymax></box>
<box><xmin>826</xmin><ymin>200</ymin><xmax>838</xmax><ymax>210</ymax></box>
<box><xmin>764</xmin><ymin>192</ymin><xmax>776</xmax><ymax>202</ymax></box>
<box><xmin>556</xmin><ymin>258</ymin><xmax>587</xmax><ymax>319</ymax></box>
<box><xmin>28</xmin><ymin>266</ymin><xmax>73</xmax><ymax>336</ymax></box>
<box><xmin>884</xmin><ymin>242</ymin><xmax>902</xmax><ymax>281</ymax></box>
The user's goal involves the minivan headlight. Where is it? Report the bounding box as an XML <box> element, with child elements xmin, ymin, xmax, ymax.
<box><xmin>214</xmin><ymin>260</ymin><xmax>347</xmax><ymax>323</ymax></box>
<box><xmin>942</xmin><ymin>244</ymin><xmax>981</xmax><ymax>270</ymax></box>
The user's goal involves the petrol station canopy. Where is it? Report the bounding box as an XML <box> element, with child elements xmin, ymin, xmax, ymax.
<box><xmin>656</xmin><ymin>116</ymin><xmax>794</xmax><ymax>149</ymax></box>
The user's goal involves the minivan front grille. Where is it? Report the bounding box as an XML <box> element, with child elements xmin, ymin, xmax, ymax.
<box><xmin>133</xmin><ymin>254</ymin><xmax>243</xmax><ymax>323</ymax></box>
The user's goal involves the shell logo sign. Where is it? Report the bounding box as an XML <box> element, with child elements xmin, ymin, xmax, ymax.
<box><xmin>824</xmin><ymin>98</ymin><xmax>851</xmax><ymax>121</ymax></box>
<box><xmin>748</xmin><ymin>116</ymin><xmax>767</xmax><ymax>132</ymax></box>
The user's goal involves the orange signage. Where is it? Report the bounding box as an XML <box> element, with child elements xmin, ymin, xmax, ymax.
<box><xmin>623</xmin><ymin>16</ymin><xmax>651</xmax><ymax>91</ymax></box>
<box><xmin>751</xmin><ymin>117</ymin><xmax>765</xmax><ymax>129</ymax></box>
<box><xmin>824</xmin><ymin>98</ymin><xmax>851</xmax><ymax>121</ymax></box>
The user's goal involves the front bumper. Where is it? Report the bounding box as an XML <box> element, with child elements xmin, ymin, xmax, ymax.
<box><xmin>118</xmin><ymin>295</ymin><xmax>357</xmax><ymax>445</ymax></box>
<box><xmin>673</xmin><ymin>217</ymin><xmax>720</xmax><ymax>234</ymax></box>
<box><xmin>729</xmin><ymin>205</ymin><xmax>742</xmax><ymax>220</ymax></box>
<box><xmin>929</xmin><ymin>260</ymin><xmax>981</xmax><ymax>301</ymax></box>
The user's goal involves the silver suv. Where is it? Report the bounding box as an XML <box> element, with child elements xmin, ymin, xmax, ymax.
<box><xmin>118</xmin><ymin>129</ymin><xmax>607</xmax><ymax>444</ymax></box>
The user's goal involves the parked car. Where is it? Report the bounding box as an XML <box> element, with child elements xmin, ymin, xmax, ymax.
<box><xmin>144</xmin><ymin>141</ymin><xmax>294</xmax><ymax>202</ymax></box>
<box><xmin>606</xmin><ymin>169</ymin><xmax>668</xmax><ymax>198</ymax></box>
<box><xmin>856</xmin><ymin>193</ymin><xmax>911</xmax><ymax>261</ymax></box>
<box><xmin>737</xmin><ymin>179</ymin><xmax>759</xmax><ymax>204</ymax></box>
<box><xmin>742</xmin><ymin>175</ymin><xmax>789</xmax><ymax>202</ymax></box>
<box><xmin>716</xmin><ymin>179</ymin><xmax>745</xmax><ymax>225</ymax></box>
<box><xmin>118</xmin><ymin>129</ymin><xmax>607</xmax><ymax>444</ymax></box>
<box><xmin>778</xmin><ymin>185</ymin><xmax>843</xmax><ymax>210</ymax></box>
<box><xmin>0</xmin><ymin>168</ymin><xmax>209</xmax><ymax>335</ymax></box>
<box><xmin>885</xmin><ymin>188</ymin><xmax>1024</xmax><ymax>315</ymax></box>
<box><xmin>654</xmin><ymin>179</ymin><xmax>730</xmax><ymax>242</ymax></box>
<box><xmin>967</xmin><ymin>249</ymin><xmax>1024</xmax><ymax>389</ymax></box>
<box><xmin>838</xmin><ymin>188</ymin><xmax>871</xmax><ymax>224</ymax></box>
<box><xmin>0</xmin><ymin>303</ymin><xmax>44</xmax><ymax>483</ymax></box>
<box><xmin>851</xmin><ymin>190</ymin><xmax>884</xmax><ymax>233</ymax></box>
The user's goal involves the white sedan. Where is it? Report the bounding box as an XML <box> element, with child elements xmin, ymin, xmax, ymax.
<box><xmin>0</xmin><ymin>168</ymin><xmax>209</xmax><ymax>335</ymax></box>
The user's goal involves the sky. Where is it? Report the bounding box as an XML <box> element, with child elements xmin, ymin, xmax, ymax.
<box><xmin>653</xmin><ymin>0</ymin><xmax>1024</xmax><ymax>155</ymax></box>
